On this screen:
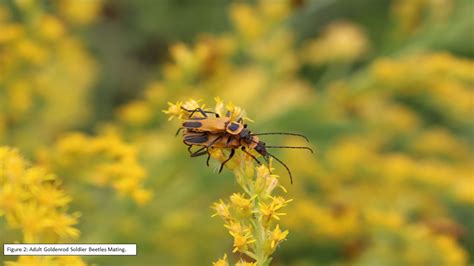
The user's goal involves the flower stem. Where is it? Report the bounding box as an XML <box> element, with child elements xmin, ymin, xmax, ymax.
<box><xmin>253</xmin><ymin>195</ymin><xmax>269</xmax><ymax>266</ymax></box>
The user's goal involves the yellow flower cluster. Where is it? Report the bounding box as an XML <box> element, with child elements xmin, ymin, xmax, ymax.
<box><xmin>57</xmin><ymin>0</ymin><xmax>104</xmax><ymax>25</ymax></box>
<box><xmin>230</xmin><ymin>0</ymin><xmax>292</xmax><ymax>41</ymax></box>
<box><xmin>166</xmin><ymin>99</ymin><xmax>291</xmax><ymax>265</ymax></box>
<box><xmin>282</xmin><ymin>52</ymin><xmax>472</xmax><ymax>265</ymax></box>
<box><xmin>115</xmin><ymin>0</ymin><xmax>472</xmax><ymax>264</ymax></box>
<box><xmin>372</xmin><ymin>53</ymin><xmax>474</xmax><ymax>122</ymax></box>
<box><xmin>0</xmin><ymin>146</ymin><xmax>85</xmax><ymax>265</ymax></box>
<box><xmin>41</xmin><ymin>132</ymin><xmax>152</xmax><ymax>205</ymax></box>
<box><xmin>301</xmin><ymin>21</ymin><xmax>370</xmax><ymax>65</ymax></box>
<box><xmin>211</xmin><ymin>163</ymin><xmax>291</xmax><ymax>265</ymax></box>
<box><xmin>0</xmin><ymin>2</ymin><xmax>97</xmax><ymax>150</ymax></box>
<box><xmin>392</xmin><ymin>0</ymin><xmax>453</xmax><ymax>36</ymax></box>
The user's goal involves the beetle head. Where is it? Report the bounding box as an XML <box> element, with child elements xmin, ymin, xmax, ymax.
<box><xmin>239</xmin><ymin>128</ymin><xmax>251</xmax><ymax>140</ymax></box>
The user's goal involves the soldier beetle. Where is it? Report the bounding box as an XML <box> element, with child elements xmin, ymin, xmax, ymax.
<box><xmin>176</xmin><ymin>107</ymin><xmax>245</xmax><ymax>136</ymax></box>
<box><xmin>179</xmin><ymin>107</ymin><xmax>313</xmax><ymax>184</ymax></box>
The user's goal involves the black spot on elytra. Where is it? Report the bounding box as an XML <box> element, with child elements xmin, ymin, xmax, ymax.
<box><xmin>183</xmin><ymin>121</ymin><xmax>203</xmax><ymax>128</ymax></box>
<box><xmin>184</xmin><ymin>134</ymin><xmax>208</xmax><ymax>144</ymax></box>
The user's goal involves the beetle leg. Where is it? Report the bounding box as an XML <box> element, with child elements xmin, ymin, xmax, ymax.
<box><xmin>206</xmin><ymin>152</ymin><xmax>211</xmax><ymax>167</ymax></box>
<box><xmin>226</xmin><ymin>135</ymin><xmax>232</xmax><ymax>146</ymax></box>
<box><xmin>181</xmin><ymin>107</ymin><xmax>219</xmax><ymax>118</ymax></box>
<box><xmin>198</xmin><ymin>108</ymin><xmax>220</xmax><ymax>118</ymax></box>
<box><xmin>207</xmin><ymin>135</ymin><xmax>223</xmax><ymax>147</ymax></box>
<box><xmin>188</xmin><ymin>108</ymin><xmax>204</xmax><ymax>118</ymax></box>
<box><xmin>180</xmin><ymin>107</ymin><xmax>208</xmax><ymax>118</ymax></box>
<box><xmin>175</xmin><ymin>127</ymin><xmax>184</xmax><ymax>136</ymax></box>
<box><xmin>187</xmin><ymin>145</ymin><xmax>193</xmax><ymax>154</ymax></box>
<box><xmin>241</xmin><ymin>147</ymin><xmax>262</xmax><ymax>165</ymax></box>
<box><xmin>190</xmin><ymin>150</ymin><xmax>209</xmax><ymax>157</ymax></box>
<box><xmin>218</xmin><ymin>149</ymin><xmax>235</xmax><ymax>173</ymax></box>
<box><xmin>190</xmin><ymin>146</ymin><xmax>207</xmax><ymax>157</ymax></box>
<box><xmin>183</xmin><ymin>141</ymin><xmax>194</xmax><ymax>154</ymax></box>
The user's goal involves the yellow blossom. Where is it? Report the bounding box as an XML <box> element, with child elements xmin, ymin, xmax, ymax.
<box><xmin>44</xmin><ymin>212</ymin><xmax>80</xmax><ymax>239</ymax></box>
<box><xmin>230</xmin><ymin>3</ymin><xmax>264</xmax><ymax>41</ymax></box>
<box><xmin>132</xmin><ymin>188</ymin><xmax>153</xmax><ymax>206</ymax></box>
<box><xmin>39</xmin><ymin>15</ymin><xmax>65</xmax><ymax>40</ymax></box>
<box><xmin>269</xmin><ymin>224</ymin><xmax>289</xmax><ymax>249</ymax></box>
<box><xmin>58</xmin><ymin>0</ymin><xmax>103</xmax><ymax>25</ymax></box>
<box><xmin>163</xmin><ymin>99</ymin><xmax>205</xmax><ymax>120</ymax></box>
<box><xmin>212</xmin><ymin>200</ymin><xmax>232</xmax><ymax>220</ymax></box>
<box><xmin>31</xmin><ymin>183</ymin><xmax>71</xmax><ymax>208</ymax></box>
<box><xmin>212</xmin><ymin>254</ymin><xmax>229</xmax><ymax>266</ymax></box>
<box><xmin>302</xmin><ymin>21</ymin><xmax>369</xmax><ymax>65</ymax></box>
<box><xmin>235</xmin><ymin>259</ymin><xmax>257</xmax><ymax>266</ymax></box>
<box><xmin>230</xmin><ymin>193</ymin><xmax>253</xmax><ymax>217</ymax></box>
<box><xmin>0</xmin><ymin>146</ymin><xmax>85</xmax><ymax>265</ymax></box>
<box><xmin>259</xmin><ymin>196</ymin><xmax>292</xmax><ymax>223</ymax></box>
<box><xmin>118</xmin><ymin>100</ymin><xmax>153</xmax><ymax>125</ymax></box>
<box><xmin>45</xmin><ymin>132</ymin><xmax>151</xmax><ymax>205</ymax></box>
<box><xmin>230</xmin><ymin>229</ymin><xmax>256</xmax><ymax>253</ymax></box>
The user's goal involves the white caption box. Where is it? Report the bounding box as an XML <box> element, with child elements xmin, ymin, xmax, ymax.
<box><xmin>3</xmin><ymin>244</ymin><xmax>136</xmax><ymax>256</ymax></box>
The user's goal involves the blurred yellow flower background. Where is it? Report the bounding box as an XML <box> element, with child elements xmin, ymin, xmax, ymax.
<box><xmin>0</xmin><ymin>0</ymin><xmax>472</xmax><ymax>265</ymax></box>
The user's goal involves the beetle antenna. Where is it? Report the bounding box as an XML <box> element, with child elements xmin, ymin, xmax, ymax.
<box><xmin>265</xmin><ymin>146</ymin><xmax>313</xmax><ymax>153</ymax></box>
<box><xmin>250</xmin><ymin>133</ymin><xmax>309</xmax><ymax>142</ymax></box>
<box><xmin>242</xmin><ymin>148</ymin><xmax>262</xmax><ymax>165</ymax></box>
<box><xmin>267</xmin><ymin>153</ymin><xmax>293</xmax><ymax>184</ymax></box>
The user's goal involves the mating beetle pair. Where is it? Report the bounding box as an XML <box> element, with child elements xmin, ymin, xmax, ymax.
<box><xmin>177</xmin><ymin>107</ymin><xmax>312</xmax><ymax>184</ymax></box>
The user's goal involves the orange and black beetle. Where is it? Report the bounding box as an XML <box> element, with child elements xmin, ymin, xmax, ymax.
<box><xmin>179</xmin><ymin>107</ymin><xmax>312</xmax><ymax>184</ymax></box>
<box><xmin>177</xmin><ymin>107</ymin><xmax>245</xmax><ymax>136</ymax></box>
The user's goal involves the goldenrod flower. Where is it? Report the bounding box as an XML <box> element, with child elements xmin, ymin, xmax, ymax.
<box><xmin>10</xmin><ymin>203</ymin><xmax>50</xmax><ymax>243</ymax></box>
<box><xmin>235</xmin><ymin>259</ymin><xmax>257</xmax><ymax>266</ymax></box>
<box><xmin>46</xmin><ymin>132</ymin><xmax>152</xmax><ymax>205</ymax></box>
<box><xmin>163</xmin><ymin>99</ymin><xmax>204</xmax><ymax>121</ymax></box>
<box><xmin>45</xmin><ymin>212</ymin><xmax>80</xmax><ymax>239</ymax></box>
<box><xmin>230</xmin><ymin>193</ymin><xmax>253</xmax><ymax>218</ymax></box>
<box><xmin>31</xmin><ymin>183</ymin><xmax>71</xmax><ymax>208</ymax></box>
<box><xmin>230</xmin><ymin>229</ymin><xmax>256</xmax><ymax>253</ymax></box>
<box><xmin>254</xmin><ymin>165</ymin><xmax>284</xmax><ymax>197</ymax></box>
<box><xmin>58</xmin><ymin>0</ymin><xmax>103</xmax><ymax>25</ymax></box>
<box><xmin>224</xmin><ymin>220</ymin><xmax>243</xmax><ymax>233</ymax></box>
<box><xmin>117</xmin><ymin>100</ymin><xmax>153</xmax><ymax>125</ymax></box>
<box><xmin>211</xmin><ymin>200</ymin><xmax>232</xmax><ymax>220</ymax></box>
<box><xmin>0</xmin><ymin>146</ymin><xmax>84</xmax><ymax>265</ymax></box>
<box><xmin>163</xmin><ymin>101</ymin><xmax>185</xmax><ymax>120</ymax></box>
<box><xmin>269</xmin><ymin>224</ymin><xmax>289</xmax><ymax>249</ymax></box>
<box><xmin>259</xmin><ymin>196</ymin><xmax>292</xmax><ymax>223</ymax></box>
<box><xmin>212</xmin><ymin>254</ymin><xmax>229</xmax><ymax>266</ymax></box>
<box><xmin>132</xmin><ymin>188</ymin><xmax>153</xmax><ymax>206</ymax></box>
<box><xmin>214</xmin><ymin>97</ymin><xmax>250</xmax><ymax>122</ymax></box>
<box><xmin>302</xmin><ymin>21</ymin><xmax>369</xmax><ymax>65</ymax></box>
<box><xmin>0</xmin><ymin>183</ymin><xmax>27</xmax><ymax>215</ymax></box>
